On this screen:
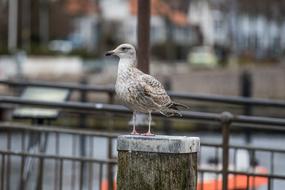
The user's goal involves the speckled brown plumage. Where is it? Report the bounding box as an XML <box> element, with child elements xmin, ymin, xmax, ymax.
<box><xmin>105</xmin><ymin>44</ymin><xmax>189</xmax><ymax>135</ymax></box>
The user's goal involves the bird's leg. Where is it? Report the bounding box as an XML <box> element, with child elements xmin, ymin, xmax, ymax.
<box><xmin>144</xmin><ymin>111</ymin><xmax>154</xmax><ymax>136</ymax></box>
<box><xmin>131</xmin><ymin>111</ymin><xmax>139</xmax><ymax>135</ymax></box>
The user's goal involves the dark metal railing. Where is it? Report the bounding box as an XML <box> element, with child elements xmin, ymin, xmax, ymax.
<box><xmin>1</xmin><ymin>96</ymin><xmax>285</xmax><ymax>127</ymax></box>
<box><xmin>200</xmin><ymin>142</ymin><xmax>285</xmax><ymax>190</ymax></box>
<box><xmin>0</xmin><ymin>79</ymin><xmax>285</xmax><ymax>108</ymax></box>
<box><xmin>0</xmin><ymin>123</ymin><xmax>117</xmax><ymax>190</ymax></box>
<box><xmin>0</xmin><ymin>79</ymin><xmax>285</xmax><ymax>190</ymax></box>
<box><xmin>1</xmin><ymin>123</ymin><xmax>285</xmax><ymax>190</ymax></box>
<box><xmin>0</xmin><ymin>96</ymin><xmax>285</xmax><ymax>189</ymax></box>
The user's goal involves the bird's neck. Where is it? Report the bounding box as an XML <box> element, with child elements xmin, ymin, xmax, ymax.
<box><xmin>117</xmin><ymin>57</ymin><xmax>137</xmax><ymax>74</ymax></box>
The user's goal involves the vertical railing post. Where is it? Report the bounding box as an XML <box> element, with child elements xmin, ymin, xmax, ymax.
<box><xmin>79</xmin><ymin>78</ymin><xmax>87</xmax><ymax>190</ymax></box>
<box><xmin>107</xmin><ymin>92</ymin><xmax>114</xmax><ymax>190</ymax></box>
<box><xmin>108</xmin><ymin>92</ymin><xmax>115</xmax><ymax>105</ymax></box>
<box><xmin>221</xmin><ymin>112</ymin><xmax>233</xmax><ymax>190</ymax></box>
<box><xmin>0</xmin><ymin>107</ymin><xmax>5</xmax><ymax>122</ymax></box>
<box><xmin>35</xmin><ymin>119</ymin><xmax>44</xmax><ymax>190</ymax></box>
<box><xmin>107</xmin><ymin>137</ymin><xmax>114</xmax><ymax>190</ymax></box>
<box><xmin>117</xmin><ymin>135</ymin><xmax>200</xmax><ymax>190</ymax></box>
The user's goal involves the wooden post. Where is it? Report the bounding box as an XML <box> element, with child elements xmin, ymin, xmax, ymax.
<box><xmin>117</xmin><ymin>135</ymin><xmax>200</xmax><ymax>190</ymax></box>
<box><xmin>137</xmin><ymin>0</ymin><xmax>150</xmax><ymax>74</ymax></box>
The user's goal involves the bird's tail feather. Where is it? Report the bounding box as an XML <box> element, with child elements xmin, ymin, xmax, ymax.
<box><xmin>160</xmin><ymin>110</ymin><xmax>182</xmax><ymax>117</ymax></box>
<box><xmin>160</xmin><ymin>102</ymin><xmax>189</xmax><ymax>117</ymax></box>
<box><xmin>168</xmin><ymin>102</ymin><xmax>189</xmax><ymax>110</ymax></box>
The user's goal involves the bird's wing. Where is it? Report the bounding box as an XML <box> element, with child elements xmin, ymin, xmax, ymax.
<box><xmin>139</xmin><ymin>74</ymin><xmax>172</xmax><ymax>107</ymax></box>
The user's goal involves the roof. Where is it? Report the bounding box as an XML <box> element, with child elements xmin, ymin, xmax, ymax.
<box><xmin>129</xmin><ymin>0</ymin><xmax>190</xmax><ymax>27</ymax></box>
<box><xmin>65</xmin><ymin>0</ymin><xmax>99</xmax><ymax>15</ymax></box>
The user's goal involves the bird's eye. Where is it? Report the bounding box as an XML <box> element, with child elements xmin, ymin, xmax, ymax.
<box><xmin>121</xmin><ymin>47</ymin><xmax>129</xmax><ymax>51</ymax></box>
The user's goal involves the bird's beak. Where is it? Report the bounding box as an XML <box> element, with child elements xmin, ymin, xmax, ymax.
<box><xmin>105</xmin><ymin>50</ymin><xmax>115</xmax><ymax>56</ymax></box>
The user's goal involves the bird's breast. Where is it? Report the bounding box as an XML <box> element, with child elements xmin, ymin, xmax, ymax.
<box><xmin>115</xmin><ymin>77</ymin><xmax>132</xmax><ymax>100</ymax></box>
<box><xmin>115</xmin><ymin>75</ymin><xmax>140</xmax><ymax>106</ymax></box>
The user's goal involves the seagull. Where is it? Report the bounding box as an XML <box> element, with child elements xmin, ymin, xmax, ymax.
<box><xmin>105</xmin><ymin>44</ymin><xmax>188</xmax><ymax>135</ymax></box>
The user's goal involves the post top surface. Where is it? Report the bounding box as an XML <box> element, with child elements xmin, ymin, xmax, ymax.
<box><xmin>117</xmin><ymin>135</ymin><xmax>200</xmax><ymax>153</ymax></box>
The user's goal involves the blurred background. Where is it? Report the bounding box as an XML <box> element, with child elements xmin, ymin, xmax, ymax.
<box><xmin>0</xmin><ymin>0</ymin><xmax>285</xmax><ymax>97</ymax></box>
<box><xmin>0</xmin><ymin>0</ymin><xmax>285</xmax><ymax>190</ymax></box>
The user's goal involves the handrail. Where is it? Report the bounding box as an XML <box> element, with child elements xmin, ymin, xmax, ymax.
<box><xmin>201</xmin><ymin>142</ymin><xmax>285</xmax><ymax>154</ymax></box>
<box><xmin>0</xmin><ymin>122</ymin><xmax>119</xmax><ymax>138</ymax></box>
<box><xmin>0</xmin><ymin>79</ymin><xmax>284</xmax><ymax>107</ymax></box>
<box><xmin>0</xmin><ymin>79</ymin><xmax>115</xmax><ymax>93</ymax></box>
<box><xmin>2</xmin><ymin>123</ymin><xmax>285</xmax><ymax>154</ymax></box>
<box><xmin>0</xmin><ymin>95</ymin><xmax>221</xmax><ymax>121</ymax></box>
<box><xmin>0</xmin><ymin>150</ymin><xmax>117</xmax><ymax>164</ymax></box>
<box><xmin>198</xmin><ymin>168</ymin><xmax>285</xmax><ymax>180</ymax></box>
<box><xmin>0</xmin><ymin>96</ymin><xmax>285</xmax><ymax>127</ymax></box>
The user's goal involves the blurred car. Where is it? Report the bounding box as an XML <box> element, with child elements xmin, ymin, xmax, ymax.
<box><xmin>187</xmin><ymin>46</ymin><xmax>218</xmax><ymax>68</ymax></box>
<box><xmin>48</xmin><ymin>40</ymin><xmax>73</xmax><ymax>54</ymax></box>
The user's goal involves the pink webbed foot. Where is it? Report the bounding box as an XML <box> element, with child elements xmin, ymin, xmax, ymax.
<box><xmin>142</xmin><ymin>131</ymin><xmax>155</xmax><ymax>136</ymax></box>
<box><xmin>130</xmin><ymin>130</ymin><xmax>139</xmax><ymax>135</ymax></box>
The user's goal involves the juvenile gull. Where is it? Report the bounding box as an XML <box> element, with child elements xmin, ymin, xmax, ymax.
<box><xmin>105</xmin><ymin>44</ymin><xmax>188</xmax><ymax>135</ymax></box>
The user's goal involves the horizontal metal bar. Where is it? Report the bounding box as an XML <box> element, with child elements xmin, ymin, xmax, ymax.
<box><xmin>1</xmin><ymin>144</ymin><xmax>284</xmax><ymax>180</ymax></box>
<box><xmin>199</xmin><ymin>142</ymin><xmax>227</xmax><ymax>148</ymax></box>
<box><xmin>233</xmin><ymin>115</ymin><xmax>285</xmax><ymax>126</ymax></box>
<box><xmin>1</xmin><ymin>96</ymin><xmax>285</xmax><ymax>126</ymax></box>
<box><xmin>198</xmin><ymin>168</ymin><xmax>222</xmax><ymax>174</ymax></box>
<box><xmin>2</xmin><ymin>123</ymin><xmax>285</xmax><ymax>154</ymax></box>
<box><xmin>228</xmin><ymin>170</ymin><xmax>285</xmax><ymax>180</ymax></box>
<box><xmin>201</xmin><ymin>142</ymin><xmax>285</xmax><ymax>154</ymax></box>
<box><xmin>0</xmin><ymin>79</ymin><xmax>115</xmax><ymax>93</ymax></box>
<box><xmin>0</xmin><ymin>96</ymin><xmax>222</xmax><ymax>121</ymax></box>
<box><xmin>0</xmin><ymin>122</ymin><xmax>118</xmax><ymax>138</ymax></box>
<box><xmin>169</xmin><ymin>92</ymin><xmax>285</xmax><ymax>108</ymax></box>
<box><xmin>0</xmin><ymin>95</ymin><xmax>129</xmax><ymax>113</ymax></box>
<box><xmin>1</xmin><ymin>79</ymin><xmax>284</xmax><ymax>108</ymax></box>
<box><xmin>198</xmin><ymin>168</ymin><xmax>285</xmax><ymax>180</ymax></box>
<box><xmin>0</xmin><ymin>150</ymin><xmax>117</xmax><ymax>164</ymax></box>
<box><xmin>232</xmin><ymin>123</ymin><xmax>285</xmax><ymax>131</ymax></box>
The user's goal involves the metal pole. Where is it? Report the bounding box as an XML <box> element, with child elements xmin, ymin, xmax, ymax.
<box><xmin>8</xmin><ymin>0</ymin><xmax>18</xmax><ymax>51</ymax></box>
<box><xmin>240</xmin><ymin>70</ymin><xmax>253</xmax><ymax>145</ymax></box>
<box><xmin>22</xmin><ymin>0</ymin><xmax>31</xmax><ymax>50</ymax></box>
<box><xmin>39</xmin><ymin>0</ymin><xmax>49</xmax><ymax>45</ymax></box>
<box><xmin>79</xmin><ymin>78</ymin><xmax>87</xmax><ymax>190</ymax></box>
<box><xmin>107</xmin><ymin>92</ymin><xmax>114</xmax><ymax>190</ymax></box>
<box><xmin>137</xmin><ymin>0</ymin><xmax>150</xmax><ymax>74</ymax></box>
<box><xmin>107</xmin><ymin>137</ymin><xmax>113</xmax><ymax>190</ymax></box>
<box><xmin>240</xmin><ymin>70</ymin><xmax>253</xmax><ymax>116</ymax></box>
<box><xmin>95</xmin><ymin>0</ymin><xmax>104</xmax><ymax>55</ymax></box>
<box><xmin>221</xmin><ymin>112</ymin><xmax>233</xmax><ymax>190</ymax></box>
<box><xmin>229</xmin><ymin>0</ymin><xmax>238</xmax><ymax>55</ymax></box>
<box><xmin>36</xmin><ymin>119</ymin><xmax>44</xmax><ymax>190</ymax></box>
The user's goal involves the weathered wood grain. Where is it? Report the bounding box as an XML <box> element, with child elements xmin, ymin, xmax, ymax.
<box><xmin>117</xmin><ymin>135</ymin><xmax>199</xmax><ymax>190</ymax></box>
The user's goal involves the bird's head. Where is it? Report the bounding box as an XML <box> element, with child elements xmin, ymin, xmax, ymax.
<box><xmin>105</xmin><ymin>44</ymin><xmax>136</xmax><ymax>59</ymax></box>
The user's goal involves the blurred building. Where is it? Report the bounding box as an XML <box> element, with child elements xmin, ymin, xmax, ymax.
<box><xmin>1</xmin><ymin>0</ymin><xmax>285</xmax><ymax>60</ymax></box>
<box><xmin>188</xmin><ymin>0</ymin><xmax>285</xmax><ymax>59</ymax></box>
<box><xmin>0</xmin><ymin>1</ymin><xmax>9</xmax><ymax>49</ymax></box>
<box><xmin>188</xmin><ymin>0</ymin><xmax>229</xmax><ymax>46</ymax></box>
<box><xmin>121</xmin><ymin>0</ymin><xmax>196</xmax><ymax>45</ymax></box>
<box><xmin>65</xmin><ymin>0</ymin><xmax>99</xmax><ymax>51</ymax></box>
